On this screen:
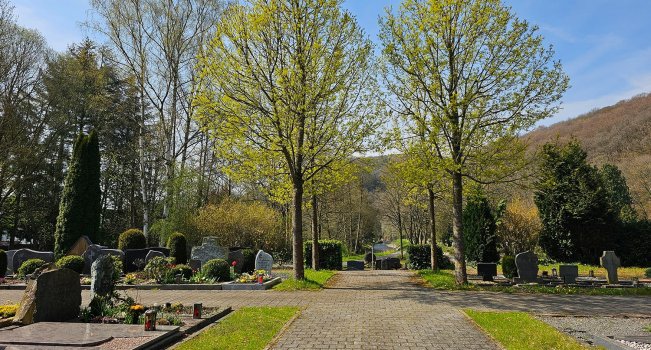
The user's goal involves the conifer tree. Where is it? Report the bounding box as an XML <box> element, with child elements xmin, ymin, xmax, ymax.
<box><xmin>54</xmin><ymin>131</ymin><xmax>101</xmax><ymax>257</ymax></box>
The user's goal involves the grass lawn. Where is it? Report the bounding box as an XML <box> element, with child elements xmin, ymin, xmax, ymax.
<box><xmin>273</xmin><ymin>269</ymin><xmax>336</xmax><ymax>291</ymax></box>
<box><xmin>465</xmin><ymin>264</ymin><xmax>648</xmax><ymax>279</ymax></box>
<box><xmin>419</xmin><ymin>269</ymin><xmax>651</xmax><ymax>296</ymax></box>
<box><xmin>465</xmin><ymin>310</ymin><xmax>596</xmax><ymax>350</ymax></box>
<box><xmin>174</xmin><ymin>307</ymin><xmax>299</xmax><ymax>350</ymax></box>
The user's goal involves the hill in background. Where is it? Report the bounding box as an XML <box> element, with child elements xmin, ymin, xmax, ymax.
<box><xmin>524</xmin><ymin>93</ymin><xmax>651</xmax><ymax>214</ymax></box>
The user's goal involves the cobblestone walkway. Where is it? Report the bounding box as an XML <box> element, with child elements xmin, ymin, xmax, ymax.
<box><xmin>3</xmin><ymin>270</ymin><xmax>651</xmax><ymax>349</ymax></box>
<box><xmin>270</xmin><ymin>270</ymin><xmax>498</xmax><ymax>349</ymax></box>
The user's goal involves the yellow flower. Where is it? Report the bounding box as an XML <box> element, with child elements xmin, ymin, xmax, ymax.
<box><xmin>130</xmin><ymin>304</ymin><xmax>144</xmax><ymax>312</ymax></box>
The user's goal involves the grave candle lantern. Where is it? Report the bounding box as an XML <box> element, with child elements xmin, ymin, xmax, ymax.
<box><xmin>144</xmin><ymin>310</ymin><xmax>156</xmax><ymax>331</ymax></box>
<box><xmin>193</xmin><ymin>303</ymin><xmax>202</xmax><ymax>319</ymax></box>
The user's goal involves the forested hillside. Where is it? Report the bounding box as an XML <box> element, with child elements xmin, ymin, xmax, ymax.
<box><xmin>525</xmin><ymin>93</ymin><xmax>651</xmax><ymax>214</ymax></box>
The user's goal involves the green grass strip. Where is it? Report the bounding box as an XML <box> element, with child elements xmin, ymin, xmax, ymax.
<box><xmin>419</xmin><ymin>269</ymin><xmax>651</xmax><ymax>296</ymax></box>
<box><xmin>273</xmin><ymin>269</ymin><xmax>336</xmax><ymax>291</ymax></box>
<box><xmin>465</xmin><ymin>310</ymin><xmax>593</xmax><ymax>350</ymax></box>
<box><xmin>175</xmin><ymin>306</ymin><xmax>299</xmax><ymax>350</ymax></box>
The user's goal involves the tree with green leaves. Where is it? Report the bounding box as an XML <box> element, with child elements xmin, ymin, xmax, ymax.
<box><xmin>380</xmin><ymin>0</ymin><xmax>568</xmax><ymax>283</ymax></box>
<box><xmin>463</xmin><ymin>189</ymin><xmax>499</xmax><ymax>263</ymax></box>
<box><xmin>54</xmin><ymin>131</ymin><xmax>101</xmax><ymax>257</ymax></box>
<box><xmin>534</xmin><ymin>140</ymin><xmax>615</xmax><ymax>263</ymax></box>
<box><xmin>194</xmin><ymin>0</ymin><xmax>381</xmax><ymax>279</ymax></box>
<box><xmin>600</xmin><ymin>164</ymin><xmax>637</xmax><ymax>222</ymax></box>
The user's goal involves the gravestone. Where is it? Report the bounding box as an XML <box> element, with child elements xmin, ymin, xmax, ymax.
<box><xmin>124</xmin><ymin>248</ymin><xmax>169</xmax><ymax>272</ymax></box>
<box><xmin>66</xmin><ymin>235</ymin><xmax>94</xmax><ymax>256</ymax></box>
<box><xmin>600</xmin><ymin>251</ymin><xmax>621</xmax><ymax>284</ymax></box>
<box><xmin>559</xmin><ymin>265</ymin><xmax>579</xmax><ymax>284</ymax></box>
<box><xmin>380</xmin><ymin>258</ymin><xmax>401</xmax><ymax>270</ymax></box>
<box><xmin>12</xmin><ymin>249</ymin><xmax>54</xmax><ymax>273</ymax></box>
<box><xmin>82</xmin><ymin>246</ymin><xmax>124</xmax><ymax>275</ymax></box>
<box><xmin>91</xmin><ymin>255</ymin><xmax>114</xmax><ymax>299</ymax></box>
<box><xmin>5</xmin><ymin>249</ymin><xmax>17</xmax><ymax>275</ymax></box>
<box><xmin>477</xmin><ymin>263</ymin><xmax>498</xmax><ymax>282</ymax></box>
<box><xmin>188</xmin><ymin>259</ymin><xmax>202</xmax><ymax>271</ymax></box>
<box><xmin>254</xmin><ymin>250</ymin><xmax>273</xmax><ymax>275</ymax></box>
<box><xmin>515</xmin><ymin>251</ymin><xmax>538</xmax><ymax>283</ymax></box>
<box><xmin>145</xmin><ymin>250</ymin><xmax>165</xmax><ymax>264</ymax></box>
<box><xmin>13</xmin><ymin>268</ymin><xmax>81</xmax><ymax>325</ymax></box>
<box><xmin>190</xmin><ymin>237</ymin><xmax>228</xmax><ymax>266</ymax></box>
<box><xmin>228</xmin><ymin>250</ymin><xmax>245</xmax><ymax>274</ymax></box>
<box><xmin>347</xmin><ymin>260</ymin><xmax>364</xmax><ymax>270</ymax></box>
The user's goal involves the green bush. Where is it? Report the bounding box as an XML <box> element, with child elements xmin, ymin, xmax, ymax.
<box><xmin>174</xmin><ymin>264</ymin><xmax>193</xmax><ymax>279</ymax></box>
<box><xmin>56</xmin><ymin>255</ymin><xmax>85</xmax><ymax>274</ymax></box>
<box><xmin>202</xmin><ymin>259</ymin><xmax>231</xmax><ymax>281</ymax></box>
<box><xmin>463</xmin><ymin>190</ymin><xmax>499</xmax><ymax>263</ymax></box>
<box><xmin>645</xmin><ymin>268</ymin><xmax>651</xmax><ymax>278</ymax></box>
<box><xmin>144</xmin><ymin>256</ymin><xmax>174</xmax><ymax>283</ymax></box>
<box><xmin>241</xmin><ymin>249</ymin><xmax>256</xmax><ymax>273</ymax></box>
<box><xmin>501</xmin><ymin>255</ymin><xmax>517</xmax><ymax>278</ymax></box>
<box><xmin>304</xmin><ymin>240</ymin><xmax>343</xmax><ymax>270</ymax></box>
<box><xmin>167</xmin><ymin>232</ymin><xmax>188</xmax><ymax>264</ymax></box>
<box><xmin>0</xmin><ymin>250</ymin><xmax>6</xmax><ymax>278</ymax></box>
<box><xmin>17</xmin><ymin>258</ymin><xmax>46</xmax><ymax>277</ymax></box>
<box><xmin>118</xmin><ymin>229</ymin><xmax>146</xmax><ymax>251</ymax></box>
<box><xmin>406</xmin><ymin>244</ymin><xmax>453</xmax><ymax>270</ymax></box>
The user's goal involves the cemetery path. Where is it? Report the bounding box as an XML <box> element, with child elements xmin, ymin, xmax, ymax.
<box><xmin>2</xmin><ymin>270</ymin><xmax>651</xmax><ymax>348</ymax></box>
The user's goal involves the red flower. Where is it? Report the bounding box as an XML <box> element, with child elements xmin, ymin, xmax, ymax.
<box><xmin>231</xmin><ymin>261</ymin><xmax>237</xmax><ymax>266</ymax></box>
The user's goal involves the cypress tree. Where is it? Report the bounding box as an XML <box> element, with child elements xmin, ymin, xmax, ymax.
<box><xmin>463</xmin><ymin>189</ymin><xmax>499</xmax><ymax>263</ymax></box>
<box><xmin>54</xmin><ymin>131</ymin><xmax>101</xmax><ymax>257</ymax></box>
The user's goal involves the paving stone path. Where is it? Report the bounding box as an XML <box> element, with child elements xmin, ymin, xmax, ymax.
<box><xmin>2</xmin><ymin>270</ymin><xmax>651</xmax><ymax>349</ymax></box>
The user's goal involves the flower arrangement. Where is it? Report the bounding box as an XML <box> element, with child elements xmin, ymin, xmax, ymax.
<box><xmin>129</xmin><ymin>304</ymin><xmax>145</xmax><ymax>312</ymax></box>
<box><xmin>125</xmin><ymin>273</ymin><xmax>137</xmax><ymax>285</ymax></box>
<box><xmin>236</xmin><ymin>270</ymin><xmax>271</xmax><ymax>283</ymax></box>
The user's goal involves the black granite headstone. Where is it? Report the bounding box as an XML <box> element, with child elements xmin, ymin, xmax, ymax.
<box><xmin>347</xmin><ymin>260</ymin><xmax>365</xmax><ymax>270</ymax></box>
<box><xmin>124</xmin><ymin>248</ymin><xmax>169</xmax><ymax>272</ymax></box>
<box><xmin>477</xmin><ymin>263</ymin><xmax>497</xmax><ymax>282</ymax></box>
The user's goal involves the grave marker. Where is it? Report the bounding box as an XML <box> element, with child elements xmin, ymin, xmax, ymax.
<box><xmin>515</xmin><ymin>251</ymin><xmax>539</xmax><ymax>283</ymax></box>
<box><xmin>254</xmin><ymin>250</ymin><xmax>273</xmax><ymax>275</ymax></box>
<box><xmin>559</xmin><ymin>265</ymin><xmax>579</xmax><ymax>284</ymax></box>
<box><xmin>600</xmin><ymin>251</ymin><xmax>621</xmax><ymax>284</ymax></box>
<box><xmin>13</xmin><ymin>268</ymin><xmax>81</xmax><ymax>324</ymax></box>
<box><xmin>477</xmin><ymin>263</ymin><xmax>497</xmax><ymax>282</ymax></box>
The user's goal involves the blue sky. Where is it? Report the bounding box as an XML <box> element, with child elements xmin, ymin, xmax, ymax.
<box><xmin>13</xmin><ymin>0</ymin><xmax>651</xmax><ymax>126</ymax></box>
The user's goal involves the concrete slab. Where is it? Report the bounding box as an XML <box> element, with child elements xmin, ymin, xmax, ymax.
<box><xmin>0</xmin><ymin>322</ymin><xmax>178</xmax><ymax>347</ymax></box>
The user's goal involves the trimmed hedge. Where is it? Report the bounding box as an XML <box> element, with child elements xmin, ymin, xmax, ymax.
<box><xmin>0</xmin><ymin>250</ymin><xmax>6</xmax><ymax>278</ymax></box>
<box><xmin>56</xmin><ymin>255</ymin><xmax>85</xmax><ymax>274</ymax></box>
<box><xmin>501</xmin><ymin>255</ymin><xmax>517</xmax><ymax>278</ymax></box>
<box><xmin>17</xmin><ymin>258</ymin><xmax>46</xmax><ymax>277</ymax></box>
<box><xmin>304</xmin><ymin>240</ymin><xmax>343</xmax><ymax>270</ymax></box>
<box><xmin>118</xmin><ymin>228</ymin><xmax>146</xmax><ymax>251</ymax></box>
<box><xmin>406</xmin><ymin>244</ymin><xmax>453</xmax><ymax>270</ymax></box>
<box><xmin>202</xmin><ymin>259</ymin><xmax>231</xmax><ymax>281</ymax></box>
<box><xmin>167</xmin><ymin>232</ymin><xmax>188</xmax><ymax>264</ymax></box>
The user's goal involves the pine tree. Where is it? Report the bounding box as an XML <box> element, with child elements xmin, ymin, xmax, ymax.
<box><xmin>54</xmin><ymin>131</ymin><xmax>101</xmax><ymax>257</ymax></box>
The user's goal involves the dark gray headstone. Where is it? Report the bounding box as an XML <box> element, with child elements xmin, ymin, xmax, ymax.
<box><xmin>190</xmin><ymin>237</ymin><xmax>228</xmax><ymax>266</ymax></box>
<box><xmin>12</xmin><ymin>249</ymin><xmax>54</xmax><ymax>273</ymax></box>
<box><xmin>347</xmin><ymin>260</ymin><xmax>365</xmax><ymax>270</ymax></box>
<box><xmin>13</xmin><ymin>268</ymin><xmax>81</xmax><ymax>325</ymax></box>
<box><xmin>124</xmin><ymin>248</ymin><xmax>169</xmax><ymax>272</ymax></box>
<box><xmin>559</xmin><ymin>265</ymin><xmax>579</xmax><ymax>284</ymax></box>
<box><xmin>188</xmin><ymin>259</ymin><xmax>202</xmax><ymax>271</ymax></box>
<box><xmin>228</xmin><ymin>250</ymin><xmax>245</xmax><ymax>274</ymax></box>
<box><xmin>600</xmin><ymin>251</ymin><xmax>621</xmax><ymax>284</ymax></box>
<box><xmin>254</xmin><ymin>250</ymin><xmax>273</xmax><ymax>275</ymax></box>
<box><xmin>145</xmin><ymin>250</ymin><xmax>165</xmax><ymax>264</ymax></box>
<box><xmin>515</xmin><ymin>251</ymin><xmax>538</xmax><ymax>283</ymax></box>
<box><xmin>380</xmin><ymin>258</ymin><xmax>401</xmax><ymax>270</ymax></box>
<box><xmin>91</xmin><ymin>255</ymin><xmax>114</xmax><ymax>299</ymax></box>
<box><xmin>5</xmin><ymin>249</ymin><xmax>17</xmax><ymax>275</ymax></box>
<box><xmin>477</xmin><ymin>263</ymin><xmax>498</xmax><ymax>282</ymax></box>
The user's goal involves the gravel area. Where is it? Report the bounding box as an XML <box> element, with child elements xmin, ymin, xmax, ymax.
<box><xmin>538</xmin><ymin>315</ymin><xmax>651</xmax><ymax>348</ymax></box>
<box><xmin>620</xmin><ymin>340</ymin><xmax>651</xmax><ymax>350</ymax></box>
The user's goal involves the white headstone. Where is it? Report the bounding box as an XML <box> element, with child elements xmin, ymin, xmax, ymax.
<box><xmin>254</xmin><ymin>250</ymin><xmax>273</xmax><ymax>275</ymax></box>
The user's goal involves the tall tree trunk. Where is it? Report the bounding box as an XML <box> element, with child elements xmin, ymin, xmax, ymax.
<box><xmin>311</xmin><ymin>193</ymin><xmax>319</xmax><ymax>270</ymax></box>
<box><xmin>292</xmin><ymin>179</ymin><xmax>305</xmax><ymax>280</ymax></box>
<box><xmin>10</xmin><ymin>190</ymin><xmax>21</xmax><ymax>249</ymax></box>
<box><xmin>138</xmin><ymin>87</ymin><xmax>150</xmax><ymax>238</ymax></box>
<box><xmin>397</xmin><ymin>204</ymin><xmax>403</xmax><ymax>259</ymax></box>
<box><xmin>452</xmin><ymin>170</ymin><xmax>467</xmax><ymax>284</ymax></box>
<box><xmin>428</xmin><ymin>187</ymin><xmax>438</xmax><ymax>271</ymax></box>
